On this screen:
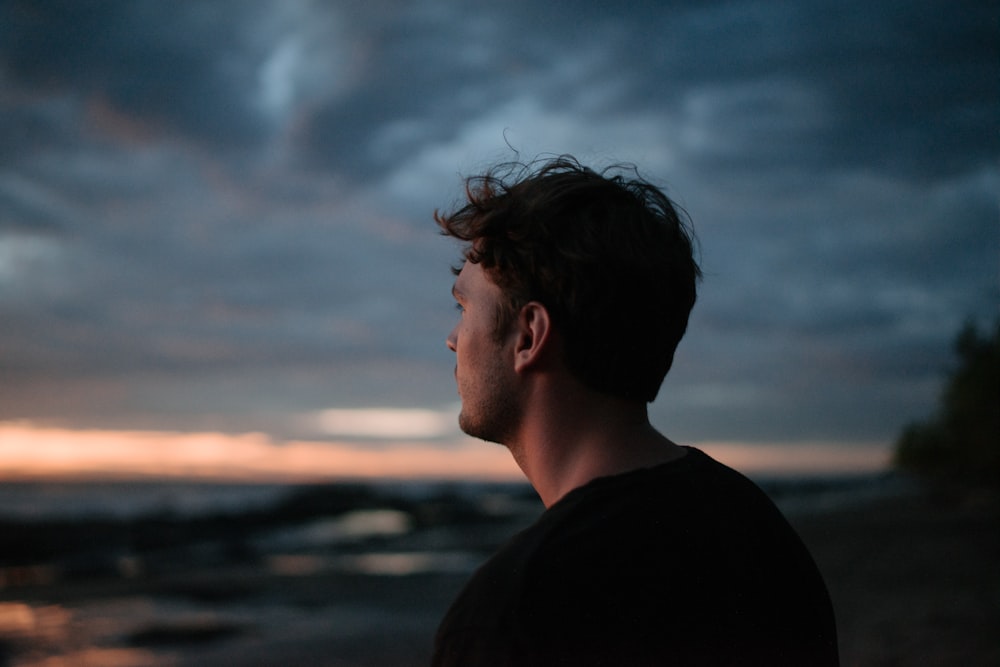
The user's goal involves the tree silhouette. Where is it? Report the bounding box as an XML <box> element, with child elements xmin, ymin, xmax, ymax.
<box><xmin>894</xmin><ymin>320</ymin><xmax>1000</xmax><ymax>487</ymax></box>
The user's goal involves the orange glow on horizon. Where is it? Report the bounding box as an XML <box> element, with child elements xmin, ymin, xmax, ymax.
<box><xmin>0</xmin><ymin>422</ymin><xmax>522</xmax><ymax>482</ymax></box>
<box><xmin>0</xmin><ymin>421</ymin><xmax>891</xmax><ymax>482</ymax></box>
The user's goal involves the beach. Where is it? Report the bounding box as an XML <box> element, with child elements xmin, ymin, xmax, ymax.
<box><xmin>791</xmin><ymin>488</ymin><xmax>999</xmax><ymax>667</ymax></box>
<box><xmin>1</xmin><ymin>480</ymin><xmax>997</xmax><ymax>666</ymax></box>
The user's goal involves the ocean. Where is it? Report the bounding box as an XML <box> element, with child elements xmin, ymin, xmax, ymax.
<box><xmin>0</xmin><ymin>471</ymin><xmax>911</xmax><ymax>522</ymax></box>
<box><xmin>0</xmin><ymin>471</ymin><xmax>917</xmax><ymax>666</ymax></box>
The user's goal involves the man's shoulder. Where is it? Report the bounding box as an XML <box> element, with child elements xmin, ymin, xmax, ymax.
<box><xmin>434</xmin><ymin>448</ymin><xmax>839</xmax><ymax>666</ymax></box>
<box><xmin>465</xmin><ymin>448</ymin><xmax>770</xmax><ymax>592</ymax></box>
<box><xmin>446</xmin><ymin>445</ymin><xmax>818</xmax><ymax>603</ymax></box>
<box><xmin>546</xmin><ymin>446</ymin><xmax>781</xmax><ymax>531</ymax></box>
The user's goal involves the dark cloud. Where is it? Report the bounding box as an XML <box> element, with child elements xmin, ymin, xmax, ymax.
<box><xmin>0</xmin><ymin>0</ymin><xmax>995</xmax><ymax>449</ymax></box>
<box><xmin>606</xmin><ymin>0</ymin><xmax>1000</xmax><ymax>180</ymax></box>
<box><xmin>1</xmin><ymin>0</ymin><xmax>270</xmax><ymax>145</ymax></box>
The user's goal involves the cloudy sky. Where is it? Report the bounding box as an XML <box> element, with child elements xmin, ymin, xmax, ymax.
<box><xmin>0</xmin><ymin>0</ymin><xmax>996</xmax><ymax>478</ymax></box>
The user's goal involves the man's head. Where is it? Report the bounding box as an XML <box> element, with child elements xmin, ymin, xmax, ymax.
<box><xmin>438</xmin><ymin>155</ymin><xmax>700</xmax><ymax>404</ymax></box>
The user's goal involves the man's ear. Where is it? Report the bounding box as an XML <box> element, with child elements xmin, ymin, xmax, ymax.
<box><xmin>513</xmin><ymin>301</ymin><xmax>553</xmax><ymax>373</ymax></box>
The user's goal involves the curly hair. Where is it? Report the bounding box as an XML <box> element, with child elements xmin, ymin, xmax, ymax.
<box><xmin>436</xmin><ymin>155</ymin><xmax>701</xmax><ymax>402</ymax></box>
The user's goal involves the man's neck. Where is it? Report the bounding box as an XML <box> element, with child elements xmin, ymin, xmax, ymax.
<box><xmin>507</xmin><ymin>385</ymin><xmax>686</xmax><ymax>507</ymax></box>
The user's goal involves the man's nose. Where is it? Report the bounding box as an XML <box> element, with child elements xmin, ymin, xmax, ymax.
<box><xmin>446</xmin><ymin>327</ymin><xmax>457</xmax><ymax>352</ymax></box>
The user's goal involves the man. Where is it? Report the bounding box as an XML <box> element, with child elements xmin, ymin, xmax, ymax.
<box><xmin>431</xmin><ymin>156</ymin><xmax>838</xmax><ymax>666</ymax></box>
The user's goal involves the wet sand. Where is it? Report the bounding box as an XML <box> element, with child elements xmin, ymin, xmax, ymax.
<box><xmin>2</xmin><ymin>487</ymin><xmax>997</xmax><ymax>666</ymax></box>
<box><xmin>790</xmin><ymin>489</ymin><xmax>1000</xmax><ymax>667</ymax></box>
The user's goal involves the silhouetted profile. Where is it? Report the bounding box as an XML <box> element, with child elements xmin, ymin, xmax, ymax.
<box><xmin>431</xmin><ymin>156</ymin><xmax>838</xmax><ymax>666</ymax></box>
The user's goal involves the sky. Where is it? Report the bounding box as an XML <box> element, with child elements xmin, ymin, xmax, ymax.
<box><xmin>0</xmin><ymin>0</ymin><xmax>996</xmax><ymax>479</ymax></box>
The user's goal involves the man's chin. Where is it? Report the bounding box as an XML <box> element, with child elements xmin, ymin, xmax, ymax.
<box><xmin>457</xmin><ymin>414</ymin><xmax>505</xmax><ymax>446</ymax></box>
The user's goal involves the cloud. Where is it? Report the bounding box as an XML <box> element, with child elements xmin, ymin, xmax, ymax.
<box><xmin>675</xmin><ymin>78</ymin><xmax>833</xmax><ymax>170</ymax></box>
<box><xmin>0</xmin><ymin>0</ymin><xmax>995</xmax><ymax>453</ymax></box>
<box><xmin>308</xmin><ymin>407</ymin><xmax>460</xmax><ymax>440</ymax></box>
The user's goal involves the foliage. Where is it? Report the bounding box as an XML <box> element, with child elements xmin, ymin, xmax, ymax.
<box><xmin>894</xmin><ymin>320</ymin><xmax>1000</xmax><ymax>486</ymax></box>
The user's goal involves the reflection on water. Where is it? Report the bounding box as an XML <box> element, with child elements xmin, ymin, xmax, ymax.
<box><xmin>0</xmin><ymin>481</ymin><xmax>542</xmax><ymax>666</ymax></box>
<box><xmin>0</xmin><ymin>601</ymin><xmax>68</xmax><ymax>645</ymax></box>
<box><xmin>266</xmin><ymin>551</ymin><xmax>482</xmax><ymax>577</ymax></box>
<box><xmin>256</xmin><ymin>509</ymin><xmax>413</xmax><ymax>551</ymax></box>
<box><xmin>267</xmin><ymin>553</ymin><xmax>328</xmax><ymax>576</ymax></box>
<box><xmin>0</xmin><ymin>601</ymin><xmax>161</xmax><ymax>666</ymax></box>
<box><xmin>256</xmin><ymin>509</ymin><xmax>491</xmax><ymax>577</ymax></box>
<box><xmin>338</xmin><ymin>551</ymin><xmax>481</xmax><ymax>576</ymax></box>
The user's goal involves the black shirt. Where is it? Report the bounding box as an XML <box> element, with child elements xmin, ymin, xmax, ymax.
<box><xmin>432</xmin><ymin>447</ymin><xmax>839</xmax><ymax>666</ymax></box>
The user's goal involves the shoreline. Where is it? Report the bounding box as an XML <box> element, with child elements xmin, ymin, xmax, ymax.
<box><xmin>2</xmin><ymin>484</ymin><xmax>997</xmax><ymax>666</ymax></box>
